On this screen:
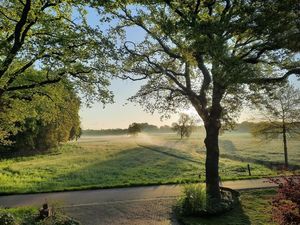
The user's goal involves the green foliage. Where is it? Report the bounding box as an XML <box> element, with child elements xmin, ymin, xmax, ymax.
<box><xmin>103</xmin><ymin>0</ymin><xmax>300</xmax><ymax>124</ymax></box>
<box><xmin>176</xmin><ymin>184</ymin><xmax>207</xmax><ymax>216</ymax></box>
<box><xmin>0</xmin><ymin>206</ymin><xmax>81</xmax><ymax>225</ymax></box>
<box><xmin>0</xmin><ymin>70</ymin><xmax>81</xmax><ymax>150</ymax></box>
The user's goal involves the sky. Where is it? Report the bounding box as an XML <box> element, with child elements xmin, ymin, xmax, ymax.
<box><xmin>79</xmin><ymin>7</ymin><xmax>300</xmax><ymax>130</ymax></box>
<box><xmin>80</xmin><ymin>8</ymin><xmax>179</xmax><ymax>129</ymax></box>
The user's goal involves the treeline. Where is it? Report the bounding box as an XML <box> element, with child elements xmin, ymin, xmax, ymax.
<box><xmin>82</xmin><ymin>123</ymin><xmax>208</xmax><ymax>136</ymax></box>
<box><xmin>82</xmin><ymin>123</ymin><xmax>174</xmax><ymax>136</ymax></box>
<box><xmin>82</xmin><ymin>121</ymin><xmax>300</xmax><ymax>137</ymax></box>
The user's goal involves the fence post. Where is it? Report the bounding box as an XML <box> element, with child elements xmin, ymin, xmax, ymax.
<box><xmin>247</xmin><ymin>164</ymin><xmax>251</xmax><ymax>176</ymax></box>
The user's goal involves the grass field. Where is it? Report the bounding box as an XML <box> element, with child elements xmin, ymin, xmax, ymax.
<box><xmin>179</xmin><ymin>189</ymin><xmax>276</xmax><ymax>225</ymax></box>
<box><xmin>152</xmin><ymin>131</ymin><xmax>300</xmax><ymax>168</ymax></box>
<box><xmin>0</xmin><ymin>132</ymin><xmax>290</xmax><ymax>194</ymax></box>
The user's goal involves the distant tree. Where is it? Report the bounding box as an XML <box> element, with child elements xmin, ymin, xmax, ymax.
<box><xmin>128</xmin><ymin>123</ymin><xmax>142</xmax><ymax>136</ymax></box>
<box><xmin>251</xmin><ymin>84</ymin><xmax>300</xmax><ymax>168</ymax></box>
<box><xmin>172</xmin><ymin>114</ymin><xmax>195</xmax><ymax>139</ymax></box>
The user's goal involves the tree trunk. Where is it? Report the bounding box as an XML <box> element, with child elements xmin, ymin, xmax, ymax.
<box><xmin>191</xmin><ymin>79</ymin><xmax>224</xmax><ymax>204</ymax></box>
<box><xmin>204</xmin><ymin>121</ymin><xmax>221</xmax><ymax>202</ymax></box>
<box><xmin>282</xmin><ymin>123</ymin><xmax>288</xmax><ymax>168</ymax></box>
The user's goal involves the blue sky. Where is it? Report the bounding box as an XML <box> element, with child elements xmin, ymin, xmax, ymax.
<box><xmin>79</xmin><ymin>7</ymin><xmax>179</xmax><ymax>129</ymax></box>
<box><xmin>79</xmin><ymin>7</ymin><xmax>300</xmax><ymax>130</ymax></box>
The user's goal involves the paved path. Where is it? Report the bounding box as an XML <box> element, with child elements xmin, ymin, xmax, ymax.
<box><xmin>0</xmin><ymin>178</ymin><xmax>277</xmax><ymax>225</ymax></box>
<box><xmin>0</xmin><ymin>178</ymin><xmax>276</xmax><ymax>208</ymax></box>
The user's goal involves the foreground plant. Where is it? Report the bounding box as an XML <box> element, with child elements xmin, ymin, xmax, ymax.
<box><xmin>176</xmin><ymin>184</ymin><xmax>238</xmax><ymax>216</ymax></box>
<box><xmin>270</xmin><ymin>175</ymin><xmax>300</xmax><ymax>225</ymax></box>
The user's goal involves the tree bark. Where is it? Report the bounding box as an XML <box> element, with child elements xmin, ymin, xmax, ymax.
<box><xmin>282</xmin><ymin>123</ymin><xmax>288</xmax><ymax>168</ymax></box>
<box><xmin>203</xmin><ymin>81</ymin><xmax>224</xmax><ymax>202</ymax></box>
<box><xmin>204</xmin><ymin>120</ymin><xmax>221</xmax><ymax>202</ymax></box>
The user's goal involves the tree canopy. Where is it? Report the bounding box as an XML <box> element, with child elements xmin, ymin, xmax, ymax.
<box><xmin>0</xmin><ymin>68</ymin><xmax>81</xmax><ymax>150</ymax></box>
<box><xmin>0</xmin><ymin>0</ymin><xmax>113</xmax><ymax>104</ymax></box>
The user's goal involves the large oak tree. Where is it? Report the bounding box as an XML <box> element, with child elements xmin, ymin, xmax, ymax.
<box><xmin>98</xmin><ymin>0</ymin><xmax>300</xmax><ymax>202</ymax></box>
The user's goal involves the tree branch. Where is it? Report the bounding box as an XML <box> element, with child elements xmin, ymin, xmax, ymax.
<box><xmin>6</xmin><ymin>78</ymin><xmax>61</xmax><ymax>92</ymax></box>
<box><xmin>247</xmin><ymin>68</ymin><xmax>300</xmax><ymax>84</ymax></box>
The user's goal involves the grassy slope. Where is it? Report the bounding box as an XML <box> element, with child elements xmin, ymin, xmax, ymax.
<box><xmin>0</xmin><ymin>134</ymin><xmax>277</xmax><ymax>194</ymax></box>
<box><xmin>180</xmin><ymin>189</ymin><xmax>276</xmax><ymax>225</ymax></box>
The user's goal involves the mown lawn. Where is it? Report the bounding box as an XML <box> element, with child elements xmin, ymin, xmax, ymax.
<box><xmin>179</xmin><ymin>189</ymin><xmax>276</xmax><ymax>225</ymax></box>
<box><xmin>0</xmin><ymin>134</ymin><xmax>276</xmax><ymax>194</ymax></box>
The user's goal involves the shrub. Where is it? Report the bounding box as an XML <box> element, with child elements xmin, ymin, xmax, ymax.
<box><xmin>176</xmin><ymin>184</ymin><xmax>207</xmax><ymax>216</ymax></box>
<box><xmin>0</xmin><ymin>213</ymin><xmax>16</xmax><ymax>225</ymax></box>
<box><xmin>270</xmin><ymin>175</ymin><xmax>300</xmax><ymax>225</ymax></box>
<box><xmin>175</xmin><ymin>184</ymin><xmax>239</xmax><ymax>217</ymax></box>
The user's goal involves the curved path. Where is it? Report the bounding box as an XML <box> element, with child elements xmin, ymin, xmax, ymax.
<box><xmin>0</xmin><ymin>178</ymin><xmax>277</xmax><ymax>225</ymax></box>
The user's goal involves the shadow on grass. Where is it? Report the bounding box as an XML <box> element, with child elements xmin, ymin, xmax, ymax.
<box><xmin>219</xmin><ymin>140</ymin><xmax>237</xmax><ymax>153</ymax></box>
<box><xmin>178</xmin><ymin>200</ymin><xmax>251</xmax><ymax>225</ymax></box>
<box><xmin>138</xmin><ymin>144</ymin><xmax>201</xmax><ymax>164</ymax></box>
<box><xmin>0</xmin><ymin>144</ymin><xmax>72</xmax><ymax>160</ymax></box>
<box><xmin>219</xmin><ymin>139</ymin><xmax>300</xmax><ymax>171</ymax></box>
<box><xmin>26</xmin><ymin>146</ymin><xmax>200</xmax><ymax>193</ymax></box>
<box><xmin>220</xmin><ymin>152</ymin><xmax>300</xmax><ymax>171</ymax></box>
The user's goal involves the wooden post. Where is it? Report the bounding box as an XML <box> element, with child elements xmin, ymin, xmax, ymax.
<box><xmin>247</xmin><ymin>164</ymin><xmax>251</xmax><ymax>176</ymax></box>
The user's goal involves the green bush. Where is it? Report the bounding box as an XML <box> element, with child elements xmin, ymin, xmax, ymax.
<box><xmin>176</xmin><ymin>185</ymin><xmax>239</xmax><ymax>217</ymax></box>
<box><xmin>0</xmin><ymin>213</ymin><xmax>16</xmax><ymax>225</ymax></box>
<box><xmin>176</xmin><ymin>183</ymin><xmax>207</xmax><ymax>216</ymax></box>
